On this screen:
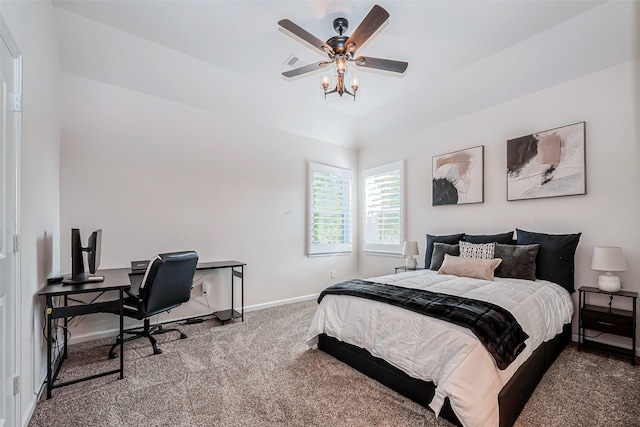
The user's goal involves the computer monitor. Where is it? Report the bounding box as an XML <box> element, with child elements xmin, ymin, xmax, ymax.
<box><xmin>64</xmin><ymin>228</ymin><xmax>104</xmax><ymax>284</ymax></box>
<box><xmin>87</xmin><ymin>229</ymin><xmax>101</xmax><ymax>274</ymax></box>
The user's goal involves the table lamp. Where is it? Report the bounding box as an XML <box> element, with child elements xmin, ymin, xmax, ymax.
<box><xmin>402</xmin><ymin>241</ymin><xmax>419</xmax><ymax>269</ymax></box>
<box><xmin>591</xmin><ymin>246</ymin><xmax>627</xmax><ymax>292</ymax></box>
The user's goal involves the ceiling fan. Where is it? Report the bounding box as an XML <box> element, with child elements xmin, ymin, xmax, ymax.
<box><xmin>278</xmin><ymin>4</ymin><xmax>408</xmax><ymax>99</ymax></box>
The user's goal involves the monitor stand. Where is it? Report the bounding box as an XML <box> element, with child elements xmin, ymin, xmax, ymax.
<box><xmin>62</xmin><ymin>275</ymin><xmax>105</xmax><ymax>285</ymax></box>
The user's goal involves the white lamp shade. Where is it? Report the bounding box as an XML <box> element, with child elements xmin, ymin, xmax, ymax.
<box><xmin>402</xmin><ymin>241</ymin><xmax>419</xmax><ymax>256</ymax></box>
<box><xmin>591</xmin><ymin>246</ymin><xmax>627</xmax><ymax>272</ymax></box>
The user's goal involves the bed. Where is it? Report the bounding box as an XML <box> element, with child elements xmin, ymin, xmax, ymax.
<box><xmin>307</xmin><ymin>229</ymin><xmax>580</xmax><ymax>427</ymax></box>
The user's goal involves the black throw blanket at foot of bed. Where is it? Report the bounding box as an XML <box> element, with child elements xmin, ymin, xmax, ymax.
<box><xmin>318</xmin><ymin>279</ymin><xmax>529</xmax><ymax>369</ymax></box>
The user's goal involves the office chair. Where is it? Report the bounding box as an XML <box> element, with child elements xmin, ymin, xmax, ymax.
<box><xmin>108</xmin><ymin>250</ymin><xmax>198</xmax><ymax>358</ymax></box>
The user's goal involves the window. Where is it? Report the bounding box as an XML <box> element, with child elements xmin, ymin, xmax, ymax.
<box><xmin>308</xmin><ymin>162</ymin><xmax>352</xmax><ymax>256</ymax></box>
<box><xmin>363</xmin><ymin>161</ymin><xmax>404</xmax><ymax>254</ymax></box>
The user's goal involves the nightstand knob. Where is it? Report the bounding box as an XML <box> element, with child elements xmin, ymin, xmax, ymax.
<box><xmin>596</xmin><ymin>321</ymin><xmax>614</xmax><ymax>327</ymax></box>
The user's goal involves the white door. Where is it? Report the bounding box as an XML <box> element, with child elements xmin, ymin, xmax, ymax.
<box><xmin>0</xmin><ymin>14</ymin><xmax>21</xmax><ymax>427</ymax></box>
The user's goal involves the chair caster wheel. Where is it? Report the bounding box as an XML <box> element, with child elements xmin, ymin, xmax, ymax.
<box><xmin>153</xmin><ymin>348</ymin><xmax>163</xmax><ymax>355</ymax></box>
<box><xmin>180</xmin><ymin>333</ymin><xmax>188</xmax><ymax>339</ymax></box>
<box><xmin>108</xmin><ymin>352</ymin><xmax>118</xmax><ymax>359</ymax></box>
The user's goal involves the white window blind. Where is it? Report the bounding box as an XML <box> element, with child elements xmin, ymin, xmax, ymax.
<box><xmin>363</xmin><ymin>161</ymin><xmax>404</xmax><ymax>254</ymax></box>
<box><xmin>308</xmin><ymin>162</ymin><xmax>352</xmax><ymax>256</ymax></box>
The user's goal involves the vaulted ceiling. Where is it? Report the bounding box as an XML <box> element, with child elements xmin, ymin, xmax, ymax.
<box><xmin>53</xmin><ymin>1</ymin><xmax>638</xmax><ymax>148</ymax></box>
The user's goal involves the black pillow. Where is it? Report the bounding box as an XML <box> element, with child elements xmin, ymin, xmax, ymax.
<box><xmin>425</xmin><ymin>233</ymin><xmax>465</xmax><ymax>268</ymax></box>
<box><xmin>494</xmin><ymin>244</ymin><xmax>539</xmax><ymax>280</ymax></box>
<box><xmin>464</xmin><ymin>232</ymin><xmax>514</xmax><ymax>244</ymax></box>
<box><xmin>430</xmin><ymin>243</ymin><xmax>460</xmax><ymax>270</ymax></box>
<box><xmin>515</xmin><ymin>229</ymin><xmax>581</xmax><ymax>293</ymax></box>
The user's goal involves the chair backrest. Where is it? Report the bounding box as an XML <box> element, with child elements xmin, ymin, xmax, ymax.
<box><xmin>139</xmin><ymin>250</ymin><xmax>199</xmax><ymax>317</ymax></box>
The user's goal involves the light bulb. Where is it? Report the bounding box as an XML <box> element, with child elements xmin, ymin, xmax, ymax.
<box><xmin>321</xmin><ymin>74</ymin><xmax>330</xmax><ymax>91</ymax></box>
<box><xmin>351</xmin><ymin>75</ymin><xmax>359</xmax><ymax>90</ymax></box>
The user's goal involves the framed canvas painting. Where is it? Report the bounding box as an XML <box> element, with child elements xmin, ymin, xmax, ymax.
<box><xmin>507</xmin><ymin>122</ymin><xmax>586</xmax><ymax>201</ymax></box>
<box><xmin>432</xmin><ymin>145</ymin><xmax>484</xmax><ymax>206</ymax></box>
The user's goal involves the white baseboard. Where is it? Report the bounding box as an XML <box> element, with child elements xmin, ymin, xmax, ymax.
<box><xmin>243</xmin><ymin>293</ymin><xmax>318</xmax><ymax>312</ymax></box>
<box><xmin>22</xmin><ymin>382</ymin><xmax>46</xmax><ymax>427</ymax></box>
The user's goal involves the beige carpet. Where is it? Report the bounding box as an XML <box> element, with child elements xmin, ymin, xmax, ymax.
<box><xmin>29</xmin><ymin>300</ymin><xmax>639</xmax><ymax>427</ymax></box>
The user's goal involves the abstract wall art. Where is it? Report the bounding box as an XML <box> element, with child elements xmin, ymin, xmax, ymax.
<box><xmin>432</xmin><ymin>145</ymin><xmax>484</xmax><ymax>206</ymax></box>
<box><xmin>507</xmin><ymin>122</ymin><xmax>586</xmax><ymax>201</ymax></box>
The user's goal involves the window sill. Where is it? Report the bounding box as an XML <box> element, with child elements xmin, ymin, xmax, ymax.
<box><xmin>308</xmin><ymin>251</ymin><xmax>352</xmax><ymax>258</ymax></box>
<box><xmin>363</xmin><ymin>250</ymin><xmax>403</xmax><ymax>257</ymax></box>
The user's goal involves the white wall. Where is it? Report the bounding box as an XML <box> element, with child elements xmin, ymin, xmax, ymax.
<box><xmin>1</xmin><ymin>0</ymin><xmax>61</xmax><ymax>424</ymax></box>
<box><xmin>59</xmin><ymin>72</ymin><xmax>358</xmax><ymax>339</ymax></box>
<box><xmin>358</xmin><ymin>59</ymin><xmax>640</xmax><ymax>351</ymax></box>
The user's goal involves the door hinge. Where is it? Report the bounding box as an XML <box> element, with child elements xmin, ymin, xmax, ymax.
<box><xmin>13</xmin><ymin>376</ymin><xmax>20</xmax><ymax>395</ymax></box>
<box><xmin>13</xmin><ymin>94</ymin><xmax>21</xmax><ymax>112</ymax></box>
<box><xmin>13</xmin><ymin>235</ymin><xmax>19</xmax><ymax>253</ymax></box>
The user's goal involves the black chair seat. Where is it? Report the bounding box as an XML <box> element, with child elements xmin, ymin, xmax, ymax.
<box><xmin>108</xmin><ymin>251</ymin><xmax>198</xmax><ymax>358</ymax></box>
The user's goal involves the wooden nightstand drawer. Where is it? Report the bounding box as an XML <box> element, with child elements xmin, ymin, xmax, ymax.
<box><xmin>581</xmin><ymin>305</ymin><xmax>633</xmax><ymax>337</ymax></box>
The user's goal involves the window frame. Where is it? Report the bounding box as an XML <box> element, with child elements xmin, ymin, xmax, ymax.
<box><xmin>362</xmin><ymin>160</ymin><xmax>405</xmax><ymax>255</ymax></box>
<box><xmin>307</xmin><ymin>162</ymin><xmax>353</xmax><ymax>257</ymax></box>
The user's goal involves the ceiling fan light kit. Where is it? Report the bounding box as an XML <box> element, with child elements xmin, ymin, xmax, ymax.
<box><xmin>279</xmin><ymin>4</ymin><xmax>408</xmax><ymax>101</ymax></box>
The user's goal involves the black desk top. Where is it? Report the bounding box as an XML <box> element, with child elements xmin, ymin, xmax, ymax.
<box><xmin>38</xmin><ymin>268</ymin><xmax>131</xmax><ymax>297</ymax></box>
<box><xmin>129</xmin><ymin>260</ymin><xmax>245</xmax><ymax>275</ymax></box>
<box><xmin>195</xmin><ymin>260</ymin><xmax>246</xmax><ymax>269</ymax></box>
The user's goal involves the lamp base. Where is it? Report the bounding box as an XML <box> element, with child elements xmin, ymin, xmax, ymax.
<box><xmin>597</xmin><ymin>273</ymin><xmax>621</xmax><ymax>292</ymax></box>
<box><xmin>405</xmin><ymin>256</ymin><xmax>417</xmax><ymax>270</ymax></box>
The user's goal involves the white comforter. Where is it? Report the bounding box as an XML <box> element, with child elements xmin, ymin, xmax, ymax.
<box><xmin>307</xmin><ymin>270</ymin><xmax>574</xmax><ymax>427</ymax></box>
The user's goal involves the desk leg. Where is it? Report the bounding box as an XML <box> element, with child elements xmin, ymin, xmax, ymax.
<box><xmin>119</xmin><ymin>289</ymin><xmax>124</xmax><ymax>379</ymax></box>
<box><xmin>231</xmin><ymin>270</ymin><xmax>234</xmax><ymax>321</ymax></box>
<box><xmin>46</xmin><ymin>296</ymin><xmax>53</xmax><ymax>399</ymax></box>
<box><xmin>240</xmin><ymin>266</ymin><xmax>244</xmax><ymax>322</ymax></box>
<box><xmin>63</xmin><ymin>295</ymin><xmax>68</xmax><ymax>361</ymax></box>
<box><xmin>633</xmin><ymin>298</ymin><xmax>637</xmax><ymax>366</ymax></box>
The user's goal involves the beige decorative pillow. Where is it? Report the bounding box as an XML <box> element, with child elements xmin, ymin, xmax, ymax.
<box><xmin>437</xmin><ymin>254</ymin><xmax>502</xmax><ymax>281</ymax></box>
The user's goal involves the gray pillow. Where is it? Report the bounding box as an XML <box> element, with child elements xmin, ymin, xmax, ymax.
<box><xmin>494</xmin><ymin>244</ymin><xmax>539</xmax><ymax>280</ymax></box>
<box><xmin>430</xmin><ymin>243</ymin><xmax>460</xmax><ymax>270</ymax></box>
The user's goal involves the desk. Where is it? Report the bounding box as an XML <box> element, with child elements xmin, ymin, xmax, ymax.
<box><xmin>196</xmin><ymin>261</ymin><xmax>245</xmax><ymax>323</ymax></box>
<box><xmin>129</xmin><ymin>260</ymin><xmax>246</xmax><ymax>324</ymax></box>
<box><xmin>38</xmin><ymin>268</ymin><xmax>130</xmax><ymax>398</ymax></box>
<box><xmin>39</xmin><ymin>260</ymin><xmax>245</xmax><ymax>398</ymax></box>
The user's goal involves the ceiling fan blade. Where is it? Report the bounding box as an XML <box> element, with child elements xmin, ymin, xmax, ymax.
<box><xmin>282</xmin><ymin>61</ymin><xmax>331</xmax><ymax>78</ymax></box>
<box><xmin>354</xmin><ymin>56</ymin><xmax>408</xmax><ymax>73</ymax></box>
<box><xmin>345</xmin><ymin>5</ymin><xmax>389</xmax><ymax>53</ymax></box>
<box><xmin>278</xmin><ymin>19</ymin><xmax>334</xmax><ymax>56</ymax></box>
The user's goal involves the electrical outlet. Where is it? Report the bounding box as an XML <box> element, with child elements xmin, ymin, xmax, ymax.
<box><xmin>201</xmin><ymin>282</ymin><xmax>209</xmax><ymax>296</ymax></box>
<box><xmin>330</xmin><ymin>270</ymin><xmax>336</xmax><ymax>279</ymax></box>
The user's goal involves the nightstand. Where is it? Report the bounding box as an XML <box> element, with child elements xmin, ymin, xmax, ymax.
<box><xmin>394</xmin><ymin>266</ymin><xmax>426</xmax><ymax>274</ymax></box>
<box><xmin>578</xmin><ymin>286</ymin><xmax>637</xmax><ymax>365</ymax></box>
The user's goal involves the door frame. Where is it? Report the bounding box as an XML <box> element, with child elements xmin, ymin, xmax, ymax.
<box><xmin>0</xmin><ymin>13</ymin><xmax>22</xmax><ymax>427</ymax></box>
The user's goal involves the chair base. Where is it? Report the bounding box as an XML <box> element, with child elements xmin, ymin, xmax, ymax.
<box><xmin>108</xmin><ymin>318</ymin><xmax>188</xmax><ymax>359</ymax></box>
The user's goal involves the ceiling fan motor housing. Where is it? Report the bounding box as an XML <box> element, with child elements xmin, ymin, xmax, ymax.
<box><xmin>326</xmin><ymin>35</ymin><xmax>349</xmax><ymax>56</ymax></box>
<box><xmin>333</xmin><ymin>17</ymin><xmax>348</xmax><ymax>35</ymax></box>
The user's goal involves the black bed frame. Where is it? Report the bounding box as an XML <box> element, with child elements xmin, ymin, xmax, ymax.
<box><xmin>318</xmin><ymin>323</ymin><xmax>571</xmax><ymax>427</ymax></box>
